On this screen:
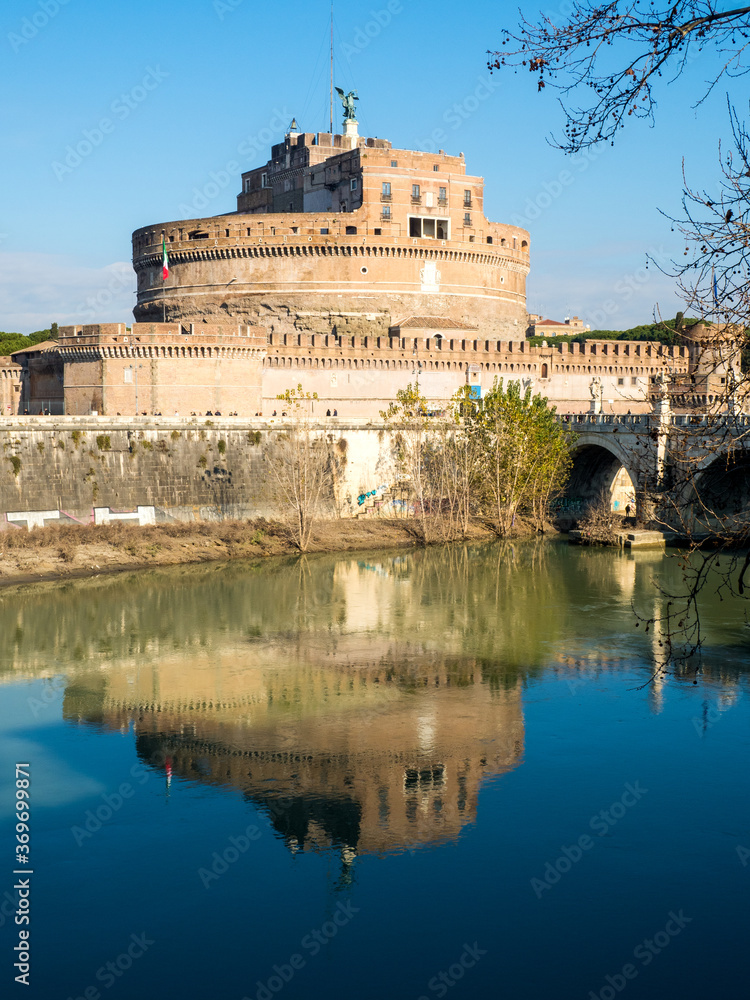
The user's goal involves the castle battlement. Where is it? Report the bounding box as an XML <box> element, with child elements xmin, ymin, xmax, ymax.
<box><xmin>58</xmin><ymin>322</ymin><xmax>267</xmax><ymax>352</ymax></box>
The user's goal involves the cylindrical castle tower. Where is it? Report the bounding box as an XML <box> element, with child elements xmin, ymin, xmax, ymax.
<box><xmin>133</xmin><ymin>128</ymin><xmax>530</xmax><ymax>338</ymax></box>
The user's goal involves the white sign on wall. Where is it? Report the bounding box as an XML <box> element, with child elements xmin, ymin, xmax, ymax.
<box><xmin>420</xmin><ymin>261</ymin><xmax>441</xmax><ymax>293</ymax></box>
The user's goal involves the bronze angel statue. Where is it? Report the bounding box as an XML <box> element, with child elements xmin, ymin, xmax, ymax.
<box><xmin>335</xmin><ymin>88</ymin><xmax>359</xmax><ymax>122</ymax></box>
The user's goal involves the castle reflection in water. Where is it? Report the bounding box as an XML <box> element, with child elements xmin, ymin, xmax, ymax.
<box><xmin>62</xmin><ymin>647</ymin><xmax>524</xmax><ymax>861</ymax></box>
<box><xmin>3</xmin><ymin>542</ymin><xmax>743</xmax><ymax>866</ymax></box>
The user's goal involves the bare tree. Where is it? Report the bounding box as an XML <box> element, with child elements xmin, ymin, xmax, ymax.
<box><xmin>489</xmin><ymin>2</ymin><xmax>750</xmax><ymax>152</ymax></box>
<box><xmin>264</xmin><ymin>385</ymin><xmax>342</xmax><ymax>552</ymax></box>
<box><xmin>381</xmin><ymin>383</ymin><xmax>438</xmax><ymax>542</ymax></box>
<box><xmin>489</xmin><ymin>2</ymin><xmax>750</xmax><ymax>664</ymax></box>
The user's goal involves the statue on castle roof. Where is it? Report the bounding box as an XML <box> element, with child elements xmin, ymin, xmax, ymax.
<box><xmin>335</xmin><ymin>87</ymin><xmax>359</xmax><ymax>122</ymax></box>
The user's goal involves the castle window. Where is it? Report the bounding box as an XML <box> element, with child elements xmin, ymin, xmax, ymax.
<box><xmin>464</xmin><ymin>214</ymin><xmax>471</xmax><ymax>226</ymax></box>
<box><xmin>320</xmin><ymin>228</ymin><xmax>329</xmax><ymax>234</ymax></box>
<box><xmin>542</xmin><ymin>364</ymin><xmax>548</xmax><ymax>379</ymax></box>
<box><xmin>409</xmin><ymin>216</ymin><xmax>450</xmax><ymax>239</ymax></box>
<box><xmin>350</xmin><ymin>178</ymin><xmax>358</xmax><ymax>191</ymax></box>
<box><xmin>411</xmin><ymin>184</ymin><xmax>421</xmax><ymax>202</ymax></box>
<box><xmin>346</xmin><ymin>226</ymin><xmax>357</xmax><ymax>235</ymax></box>
<box><xmin>486</xmin><ymin>236</ymin><xmax>493</xmax><ymax>244</ymax></box>
<box><xmin>374</xmin><ymin>228</ymin><xmax>382</xmax><ymax>236</ymax></box>
<box><xmin>391</xmin><ymin>160</ymin><xmax>398</xmax><ymax>167</ymax></box>
<box><xmin>381</xmin><ymin>182</ymin><xmax>391</xmax><ymax>200</ymax></box>
<box><xmin>438</xmin><ymin>187</ymin><xmax>447</xmax><ymax>205</ymax></box>
<box><xmin>261</xmin><ymin>173</ymin><xmax>269</xmax><ymax>187</ymax></box>
<box><xmin>381</xmin><ymin>206</ymin><xmax>391</xmax><ymax>221</ymax></box>
<box><xmin>464</xmin><ymin>190</ymin><xmax>472</xmax><ymax>206</ymax></box>
<box><xmin>433</xmin><ymin>164</ymin><xmax>439</xmax><ymax>171</ymax></box>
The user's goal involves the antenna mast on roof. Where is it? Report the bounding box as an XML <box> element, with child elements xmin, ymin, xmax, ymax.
<box><xmin>329</xmin><ymin>4</ymin><xmax>334</xmax><ymax>134</ymax></box>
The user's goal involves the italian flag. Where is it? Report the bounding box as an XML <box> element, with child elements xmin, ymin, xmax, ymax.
<box><xmin>162</xmin><ymin>237</ymin><xmax>169</xmax><ymax>281</ymax></box>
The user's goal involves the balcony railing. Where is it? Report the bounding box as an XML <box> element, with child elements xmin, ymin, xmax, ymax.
<box><xmin>438</xmin><ymin>197</ymin><xmax>448</xmax><ymax>207</ymax></box>
<box><xmin>380</xmin><ymin>212</ymin><xmax>392</xmax><ymax>222</ymax></box>
<box><xmin>381</xmin><ymin>193</ymin><xmax>392</xmax><ymax>201</ymax></box>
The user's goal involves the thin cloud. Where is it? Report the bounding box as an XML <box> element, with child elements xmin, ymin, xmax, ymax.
<box><xmin>0</xmin><ymin>252</ymin><xmax>135</xmax><ymax>333</ymax></box>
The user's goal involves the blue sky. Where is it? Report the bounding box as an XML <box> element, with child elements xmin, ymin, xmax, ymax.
<box><xmin>0</xmin><ymin>0</ymin><xmax>741</xmax><ymax>333</ymax></box>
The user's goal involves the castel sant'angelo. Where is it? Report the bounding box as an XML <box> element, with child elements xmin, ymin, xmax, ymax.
<box><xmin>5</xmin><ymin>95</ymin><xmax>730</xmax><ymax>418</ymax></box>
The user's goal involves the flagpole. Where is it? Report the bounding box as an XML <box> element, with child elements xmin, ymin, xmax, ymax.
<box><xmin>161</xmin><ymin>235</ymin><xmax>169</xmax><ymax>324</ymax></box>
<box><xmin>330</xmin><ymin>4</ymin><xmax>334</xmax><ymax>134</ymax></box>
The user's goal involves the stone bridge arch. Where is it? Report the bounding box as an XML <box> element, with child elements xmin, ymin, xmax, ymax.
<box><xmin>691</xmin><ymin>446</ymin><xmax>750</xmax><ymax>531</ymax></box>
<box><xmin>563</xmin><ymin>434</ymin><xmax>639</xmax><ymax>512</ymax></box>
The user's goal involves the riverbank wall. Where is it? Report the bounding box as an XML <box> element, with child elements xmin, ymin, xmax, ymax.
<box><xmin>0</xmin><ymin>416</ymin><xmax>396</xmax><ymax>527</ymax></box>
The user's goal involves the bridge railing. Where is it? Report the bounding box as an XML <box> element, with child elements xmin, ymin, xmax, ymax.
<box><xmin>557</xmin><ymin>412</ymin><xmax>750</xmax><ymax>430</ymax></box>
<box><xmin>556</xmin><ymin>413</ymin><xmax>651</xmax><ymax>427</ymax></box>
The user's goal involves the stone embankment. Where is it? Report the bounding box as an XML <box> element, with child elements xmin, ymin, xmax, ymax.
<box><xmin>0</xmin><ymin>415</ymin><xmax>392</xmax><ymax>523</ymax></box>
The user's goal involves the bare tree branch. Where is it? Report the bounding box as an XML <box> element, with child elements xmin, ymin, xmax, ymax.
<box><xmin>489</xmin><ymin>2</ymin><xmax>750</xmax><ymax>151</ymax></box>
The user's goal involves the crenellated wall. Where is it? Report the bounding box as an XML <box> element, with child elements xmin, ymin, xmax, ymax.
<box><xmin>261</xmin><ymin>336</ymin><xmax>692</xmax><ymax>416</ymax></box>
<box><xmin>58</xmin><ymin>323</ymin><xmax>266</xmax><ymax>416</ymax></box>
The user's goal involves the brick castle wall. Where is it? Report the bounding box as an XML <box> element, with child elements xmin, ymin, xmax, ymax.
<box><xmin>59</xmin><ymin>323</ymin><xmax>266</xmax><ymax>416</ymax></box>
